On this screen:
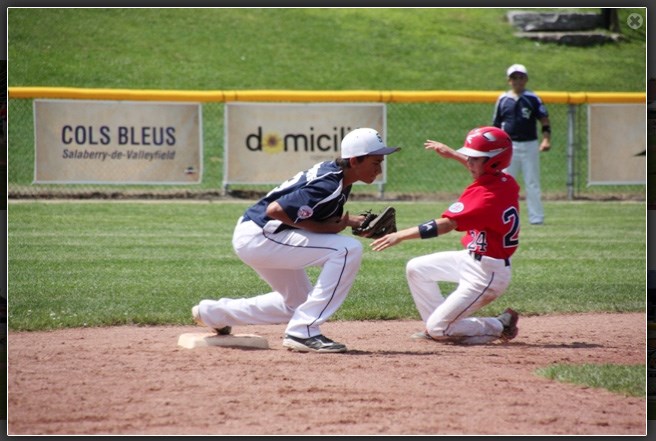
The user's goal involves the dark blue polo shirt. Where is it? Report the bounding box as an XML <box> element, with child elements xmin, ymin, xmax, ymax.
<box><xmin>492</xmin><ymin>90</ymin><xmax>549</xmax><ymax>142</ymax></box>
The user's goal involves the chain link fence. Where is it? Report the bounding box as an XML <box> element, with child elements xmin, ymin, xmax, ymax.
<box><xmin>7</xmin><ymin>93</ymin><xmax>645</xmax><ymax>201</ymax></box>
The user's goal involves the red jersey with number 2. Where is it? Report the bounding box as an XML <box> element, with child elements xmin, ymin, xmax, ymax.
<box><xmin>441</xmin><ymin>172</ymin><xmax>520</xmax><ymax>260</ymax></box>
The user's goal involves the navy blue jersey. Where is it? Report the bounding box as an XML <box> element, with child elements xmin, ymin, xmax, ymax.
<box><xmin>492</xmin><ymin>90</ymin><xmax>549</xmax><ymax>142</ymax></box>
<box><xmin>243</xmin><ymin>161</ymin><xmax>351</xmax><ymax>231</ymax></box>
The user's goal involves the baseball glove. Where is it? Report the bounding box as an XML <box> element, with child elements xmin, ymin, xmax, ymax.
<box><xmin>352</xmin><ymin>206</ymin><xmax>397</xmax><ymax>239</ymax></box>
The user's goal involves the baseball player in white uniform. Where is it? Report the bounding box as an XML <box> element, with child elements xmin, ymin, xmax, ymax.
<box><xmin>193</xmin><ymin>128</ymin><xmax>400</xmax><ymax>353</ymax></box>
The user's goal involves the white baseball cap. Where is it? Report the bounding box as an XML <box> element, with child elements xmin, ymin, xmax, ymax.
<box><xmin>506</xmin><ymin>64</ymin><xmax>528</xmax><ymax>77</ymax></box>
<box><xmin>340</xmin><ymin>128</ymin><xmax>401</xmax><ymax>159</ymax></box>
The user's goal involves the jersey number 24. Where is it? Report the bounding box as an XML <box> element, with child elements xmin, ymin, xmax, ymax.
<box><xmin>468</xmin><ymin>206</ymin><xmax>519</xmax><ymax>252</ymax></box>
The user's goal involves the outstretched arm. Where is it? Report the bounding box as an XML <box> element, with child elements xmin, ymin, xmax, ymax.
<box><xmin>370</xmin><ymin>217</ymin><xmax>458</xmax><ymax>251</ymax></box>
<box><xmin>424</xmin><ymin>140</ymin><xmax>468</xmax><ymax>167</ymax></box>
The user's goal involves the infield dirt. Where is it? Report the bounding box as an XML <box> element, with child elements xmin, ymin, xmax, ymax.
<box><xmin>7</xmin><ymin>312</ymin><xmax>646</xmax><ymax>435</ymax></box>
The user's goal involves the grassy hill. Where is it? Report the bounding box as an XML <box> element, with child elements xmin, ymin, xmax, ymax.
<box><xmin>8</xmin><ymin>8</ymin><xmax>646</xmax><ymax>92</ymax></box>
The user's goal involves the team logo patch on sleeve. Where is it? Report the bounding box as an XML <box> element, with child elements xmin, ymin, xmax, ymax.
<box><xmin>448</xmin><ymin>202</ymin><xmax>464</xmax><ymax>213</ymax></box>
<box><xmin>297</xmin><ymin>205</ymin><xmax>314</xmax><ymax>219</ymax></box>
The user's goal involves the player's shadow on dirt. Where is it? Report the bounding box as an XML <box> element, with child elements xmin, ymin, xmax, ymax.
<box><xmin>342</xmin><ymin>341</ymin><xmax>603</xmax><ymax>355</ymax></box>
<box><xmin>508</xmin><ymin>341</ymin><xmax>603</xmax><ymax>349</ymax></box>
<box><xmin>343</xmin><ymin>350</ymin><xmax>449</xmax><ymax>356</ymax></box>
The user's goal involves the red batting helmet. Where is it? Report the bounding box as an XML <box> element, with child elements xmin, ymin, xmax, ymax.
<box><xmin>457</xmin><ymin>126</ymin><xmax>512</xmax><ymax>174</ymax></box>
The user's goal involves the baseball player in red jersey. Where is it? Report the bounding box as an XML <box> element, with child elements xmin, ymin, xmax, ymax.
<box><xmin>371</xmin><ymin>126</ymin><xmax>520</xmax><ymax>344</ymax></box>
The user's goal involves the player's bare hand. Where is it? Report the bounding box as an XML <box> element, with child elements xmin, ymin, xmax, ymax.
<box><xmin>370</xmin><ymin>232</ymin><xmax>401</xmax><ymax>251</ymax></box>
<box><xmin>425</xmin><ymin>140</ymin><xmax>456</xmax><ymax>158</ymax></box>
<box><xmin>539</xmin><ymin>140</ymin><xmax>551</xmax><ymax>152</ymax></box>
<box><xmin>349</xmin><ymin>213</ymin><xmax>368</xmax><ymax>228</ymax></box>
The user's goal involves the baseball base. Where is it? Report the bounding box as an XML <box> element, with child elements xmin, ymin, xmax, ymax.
<box><xmin>177</xmin><ymin>332</ymin><xmax>269</xmax><ymax>350</ymax></box>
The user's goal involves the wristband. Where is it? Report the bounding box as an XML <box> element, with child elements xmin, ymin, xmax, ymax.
<box><xmin>541</xmin><ymin>125</ymin><xmax>551</xmax><ymax>134</ymax></box>
<box><xmin>418</xmin><ymin>220</ymin><xmax>438</xmax><ymax>239</ymax></box>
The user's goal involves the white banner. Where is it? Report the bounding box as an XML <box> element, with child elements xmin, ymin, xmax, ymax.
<box><xmin>588</xmin><ymin>103</ymin><xmax>646</xmax><ymax>185</ymax></box>
<box><xmin>224</xmin><ymin>102</ymin><xmax>386</xmax><ymax>187</ymax></box>
<box><xmin>34</xmin><ymin>100</ymin><xmax>202</xmax><ymax>184</ymax></box>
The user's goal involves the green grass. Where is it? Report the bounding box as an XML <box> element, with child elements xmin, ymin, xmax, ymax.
<box><xmin>7</xmin><ymin>8</ymin><xmax>647</xmax><ymax>199</ymax></box>
<box><xmin>8</xmin><ymin>200</ymin><xmax>644</xmax><ymax>331</ymax></box>
<box><xmin>536</xmin><ymin>364</ymin><xmax>645</xmax><ymax>397</ymax></box>
<box><xmin>7</xmin><ymin>8</ymin><xmax>646</xmax><ymax>91</ymax></box>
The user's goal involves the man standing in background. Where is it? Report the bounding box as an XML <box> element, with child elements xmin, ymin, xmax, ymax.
<box><xmin>493</xmin><ymin>64</ymin><xmax>551</xmax><ymax>225</ymax></box>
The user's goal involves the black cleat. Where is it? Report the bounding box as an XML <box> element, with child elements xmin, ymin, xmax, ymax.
<box><xmin>497</xmin><ymin>308</ymin><xmax>519</xmax><ymax>342</ymax></box>
<box><xmin>282</xmin><ymin>334</ymin><xmax>347</xmax><ymax>353</ymax></box>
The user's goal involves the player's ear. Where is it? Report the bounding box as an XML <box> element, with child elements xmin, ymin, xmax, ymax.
<box><xmin>348</xmin><ymin>156</ymin><xmax>364</xmax><ymax>168</ymax></box>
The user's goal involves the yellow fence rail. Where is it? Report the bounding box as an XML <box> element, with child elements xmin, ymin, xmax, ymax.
<box><xmin>8</xmin><ymin>87</ymin><xmax>645</xmax><ymax>201</ymax></box>
<box><xmin>8</xmin><ymin>87</ymin><xmax>645</xmax><ymax>104</ymax></box>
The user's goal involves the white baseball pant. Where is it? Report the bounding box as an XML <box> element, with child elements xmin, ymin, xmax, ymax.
<box><xmin>197</xmin><ymin>217</ymin><xmax>363</xmax><ymax>338</ymax></box>
<box><xmin>406</xmin><ymin>249</ymin><xmax>511</xmax><ymax>344</ymax></box>
<box><xmin>505</xmin><ymin>139</ymin><xmax>544</xmax><ymax>224</ymax></box>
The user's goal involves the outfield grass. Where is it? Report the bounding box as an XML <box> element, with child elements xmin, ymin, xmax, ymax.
<box><xmin>7</xmin><ymin>200</ymin><xmax>644</xmax><ymax>331</ymax></box>
<box><xmin>7</xmin><ymin>8</ymin><xmax>647</xmax><ymax>199</ymax></box>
